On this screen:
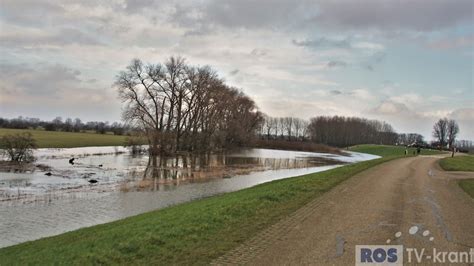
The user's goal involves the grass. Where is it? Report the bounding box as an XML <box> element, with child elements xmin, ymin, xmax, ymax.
<box><xmin>438</xmin><ymin>155</ymin><xmax>474</xmax><ymax>199</ymax></box>
<box><xmin>459</xmin><ymin>179</ymin><xmax>474</xmax><ymax>199</ymax></box>
<box><xmin>348</xmin><ymin>144</ymin><xmax>445</xmax><ymax>157</ymax></box>
<box><xmin>0</xmin><ymin>145</ymin><xmax>432</xmax><ymax>264</ymax></box>
<box><xmin>0</xmin><ymin>128</ymin><xmax>129</xmax><ymax>148</ymax></box>
<box><xmin>439</xmin><ymin>155</ymin><xmax>474</xmax><ymax>172</ymax></box>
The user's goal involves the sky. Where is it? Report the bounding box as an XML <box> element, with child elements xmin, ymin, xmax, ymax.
<box><xmin>0</xmin><ymin>0</ymin><xmax>473</xmax><ymax>140</ymax></box>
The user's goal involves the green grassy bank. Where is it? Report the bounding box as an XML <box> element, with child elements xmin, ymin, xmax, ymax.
<box><xmin>439</xmin><ymin>155</ymin><xmax>474</xmax><ymax>172</ymax></box>
<box><xmin>0</xmin><ymin>128</ymin><xmax>128</xmax><ymax>148</ymax></box>
<box><xmin>439</xmin><ymin>155</ymin><xmax>474</xmax><ymax>199</ymax></box>
<box><xmin>349</xmin><ymin>144</ymin><xmax>444</xmax><ymax>157</ymax></box>
<box><xmin>0</xmin><ymin>145</ymin><xmax>435</xmax><ymax>265</ymax></box>
<box><xmin>459</xmin><ymin>180</ymin><xmax>474</xmax><ymax>199</ymax></box>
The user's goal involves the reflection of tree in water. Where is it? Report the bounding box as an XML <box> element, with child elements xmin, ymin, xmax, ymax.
<box><xmin>124</xmin><ymin>153</ymin><xmax>344</xmax><ymax>191</ymax></box>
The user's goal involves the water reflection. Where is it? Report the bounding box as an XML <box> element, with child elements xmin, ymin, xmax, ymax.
<box><xmin>120</xmin><ymin>152</ymin><xmax>344</xmax><ymax>192</ymax></box>
<box><xmin>0</xmin><ymin>147</ymin><xmax>372</xmax><ymax>200</ymax></box>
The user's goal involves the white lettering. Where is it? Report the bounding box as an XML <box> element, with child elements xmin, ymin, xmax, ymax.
<box><xmin>448</xmin><ymin>251</ymin><xmax>458</xmax><ymax>263</ymax></box>
<box><xmin>433</xmin><ymin>248</ymin><xmax>446</xmax><ymax>263</ymax></box>
<box><xmin>459</xmin><ymin>252</ymin><xmax>469</xmax><ymax>263</ymax></box>
<box><xmin>414</xmin><ymin>248</ymin><xmax>425</xmax><ymax>263</ymax></box>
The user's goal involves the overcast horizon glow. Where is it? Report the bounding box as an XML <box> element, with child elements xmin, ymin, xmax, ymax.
<box><xmin>0</xmin><ymin>0</ymin><xmax>473</xmax><ymax>140</ymax></box>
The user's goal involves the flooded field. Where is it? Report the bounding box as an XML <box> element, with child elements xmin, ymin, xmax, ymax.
<box><xmin>0</xmin><ymin>147</ymin><xmax>378</xmax><ymax>248</ymax></box>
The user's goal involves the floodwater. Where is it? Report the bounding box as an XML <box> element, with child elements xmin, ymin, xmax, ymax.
<box><xmin>0</xmin><ymin>147</ymin><xmax>379</xmax><ymax>248</ymax></box>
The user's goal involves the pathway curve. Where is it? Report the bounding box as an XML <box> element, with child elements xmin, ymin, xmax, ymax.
<box><xmin>213</xmin><ymin>155</ymin><xmax>474</xmax><ymax>265</ymax></box>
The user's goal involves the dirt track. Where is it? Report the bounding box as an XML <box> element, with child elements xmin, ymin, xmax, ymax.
<box><xmin>213</xmin><ymin>155</ymin><xmax>474</xmax><ymax>265</ymax></box>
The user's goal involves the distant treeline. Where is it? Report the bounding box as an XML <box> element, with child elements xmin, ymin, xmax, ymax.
<box><xmin>308</xmin><ymin>116</ymin><xmax>398</xmax><ymax>147</ymax></box>
<box><xmin>397</xmin><ymin>133</ymin><xmax>424</xmax><ymax>146</ymax></box>
<box><xmin>0</xmin><ymin>117</ymin><xmax>130</xmax><ymax>135</ymax></box>
<box><xmin>259</xmin><ymin>115</ymin><xmax>398</xmax><ymax>147</ymax></box>
<box><xmin>258</xmin><ymin>116</ymin><xmax>309</xmax><ymax>141</ymax></box>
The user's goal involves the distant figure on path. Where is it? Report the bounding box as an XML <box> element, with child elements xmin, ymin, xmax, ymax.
<box><xmin>417</xmin><ymin>147</ymin><xmax>421</xmax><ymax>155</ymax></box>
<box><xmin>404</xmin><ymin>148</ymin><xmax>408</xmax><ymax>156</ymax></box>
<box><xmin>69</xmin><ymin>158</ymin><xmax>75</xmax><ymax>165</ymax></box>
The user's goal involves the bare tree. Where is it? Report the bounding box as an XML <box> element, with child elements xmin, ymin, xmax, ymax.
<box><xmin>447</xmin><ymin>119</ymin><xmax>459</xmax><ymax>157</ymax></box>
<box><xmin>432</xmin><ymin>118</ymin><xmax>448</xmax><ymax>148</ymax></box>
<box><xmin>283</xmin><ymin>117</ymin><xmax>294</xmax><ymax>140</ymax></box>
<box><xmin>64</xmin><ymin>118</ymin><xmax>73</xmax><ymax>132</ymax></box>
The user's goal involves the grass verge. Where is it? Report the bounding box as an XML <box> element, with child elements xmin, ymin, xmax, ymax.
<box><xmin>459</xmin><ymin>179</ymin><xmax>474</xmax><ymax>199</ymax></box>
<box><xmin>0</xmin><ymin>128</ymin><xmax>129</xmax><ymax>148</ymax></box>
<box><xmin>0</xmin><ymin>145</ymin><xmax>426</xmax><ymax>264</ymax></box>
<box><xmin>348</xmin><ymin>144</ymin><xmax>445</xmax><ymax>157</ymax></box>
<box><xmin>438</xmin><ymin>155</ymin><xmax>474</xmax><ymax>199</ymax></box>
<box><xmin>439</xmin><ymin>155</ymin><xmax>474</xmax><ymax>172</ymax></box>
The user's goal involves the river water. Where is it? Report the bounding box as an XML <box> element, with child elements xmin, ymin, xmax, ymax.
<box><xmin>0</xmin><ymin>147</ymin><xmax>378</xmax><ymax>248</ymax></box>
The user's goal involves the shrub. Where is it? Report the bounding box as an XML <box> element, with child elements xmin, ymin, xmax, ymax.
<box><xmin>0</xmin><ymin>133</ymin><xmax>37</xmax><ymax>162</ymax></box>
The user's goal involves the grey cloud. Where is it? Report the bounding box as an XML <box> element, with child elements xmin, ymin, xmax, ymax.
<box><xmin>372</xmin><ymin>100</ymin><xmax>411</xmax><ymax>115</ymax></box>
<box><xmin>183</xmin><ymin>27</ymin><xmax>213</xmax><ymax>37</ymax></box>
<box><xmin>0</xmin><ymin>0</ymin><xmax>65</xmax><ymax>26</ymax></box>
<box><xmin>313</xmin><ymin>0</ymin><xmax>473</xmax><ymax>32</ymax></box>
<box><xmin>449</xmin><ymin>108</ymin><xmax>474</xmax><ymax>121</ymax></box>
<box><xmin>122</xmin><ymin>0</ymin><xmax>160</xmax><ymax>13</ymax></box>
<box><xmin>364</xmin><ymin>65</ymin><xmax>374</xmax><ymax>71</ymax></box>
<box><xmin>229</xmin><ymin>69</ymin><xmax>239</xmax><ymax>76</ymax></box>
<box><xmin>427</xmin><ymin>35</ymin><xmax>474</xmax><ymax>50</ymax></box>
<box><xmin>250</xmin><ymin>48</ymin><xmax>268</xmax><ymax>57</ymax></box>
<box><xmin>327</xmin><ymin>60</ymin><xmax>347</xmax><ymax>68</ymax></box>
<box><xmin>0</xmin><ymin>27</ymin><xmax>102</xmax><ymax>48</ymax></box>
<box><xmin>169</xmin><ymin>0</ymin><xmax>472</xmax><ymax>33</ymax></box>
<box><xmin>362</xmin><ymin>51</ymin><xmax>386</xmax><ymax>71</ymax></box>
<box><xmin>170</xmin><ymin>0</ymin><xmax>312</xmax><ymax>30</ymax></box>
<box><xmin>330</xmin><ymin>90</ymin><xmax>343</xmax><ymax>95</ymax></box>
<box><xmin>0</xmin><ymin>62</ymin><xmax>83</xmax><ymax>95</ymax></box>
<box><xmin>292</xmin><ymin>38</ymin><xmax>351</xmax><ymax>49</ymax></box>
<box><xmin>448</xmin><ymin>108</ymin><xmax>474</xmax><ymax>139</ymax></box>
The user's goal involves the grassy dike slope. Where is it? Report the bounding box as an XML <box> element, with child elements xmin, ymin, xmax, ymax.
<box><xmin>439</xmin><ymin>155</ymin><xmax>474</xmax><ymax>198</ymax></box>
<box><xmin>0</xmin><ymin>145</ymin><xmax>433</xmax><ymax>265</ymax></box>
<box><xmin>439</xmin><ymin>155</ymin><xmax>474</xmax><ymax>172</ymax></box>
<box><xmin>0</xmin><ymin>128</ymin><xmax>128</xmax><ymax>148</ymax></box>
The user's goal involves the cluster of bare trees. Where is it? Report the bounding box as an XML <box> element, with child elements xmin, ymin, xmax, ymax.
<box><xmin>308</xmin><ymin>116</ymin><xmax>398</xmax><ymax>147</ymax></box>
<box><xmin>259</xmin><ymin>115</ymin><xmax>309</xmax><ymax>141</ymax></box>
<box><xmin>115</xmin><ymin>57</ymin><xmax>263</xmax><ymax>154</ymax></box>
<box><xmin>432</xmin><ymin>118</ymin><xmax>459</xmax><ymax>149</ymax></box>
<box><xmin>397</xmin><ymin>133</ymin><xmax>424</xmax><ymax>146</ymax></box>
<box><xmin>455</xmin><ymin>140</ymin><xmax>473</xmax><ymax>153</ymax></box>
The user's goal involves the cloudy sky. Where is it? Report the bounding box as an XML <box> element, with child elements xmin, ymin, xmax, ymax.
<box><xmin>0</xmin><ymin>0</ymin><xmax>473</xmax><ymax>139</ymax></box>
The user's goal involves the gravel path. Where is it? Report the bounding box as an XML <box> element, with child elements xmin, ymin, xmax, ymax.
<box><xmin>213</xmin><ymin>155</ymin><xmax>474</xmax><ymax>265</ymax></box>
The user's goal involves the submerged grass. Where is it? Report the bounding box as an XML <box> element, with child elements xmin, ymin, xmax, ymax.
<box><xmin>439</xmin><ymin>155</ymin><xmax>474</xmax><ymax>172</ymax></box>
<box><xmin>0</xmin><ymin>145</ymin><xmax>427</xmax><ymax>264</ymax></box>
<box><xmin>0</xmin><ymin>128</ymin><xmax>129</xmax><ymax>148</ymax></box>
